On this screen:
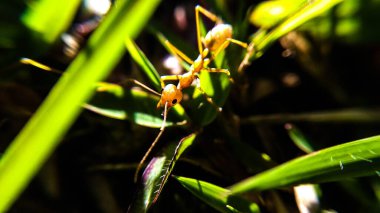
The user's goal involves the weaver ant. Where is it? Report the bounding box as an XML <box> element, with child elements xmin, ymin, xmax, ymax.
<box><xmin>134</xmin><ymin>5</ymin><xmax>247</xmax><ymax>181</ymax></box>
<box><xmin>19</xmin><ymin>5</ymin><xmax>248</xmax><ymax>183</ymax></box>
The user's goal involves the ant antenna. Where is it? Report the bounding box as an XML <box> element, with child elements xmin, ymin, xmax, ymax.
<box><xmin>122</xmin><ymin>79</ymin><xmax>161</xmax><ymax>97</ymax></box>
<box><xmin>134</xmin><ymin>101</ymin><xmax>168</xmax><ymax>182</ymax></box>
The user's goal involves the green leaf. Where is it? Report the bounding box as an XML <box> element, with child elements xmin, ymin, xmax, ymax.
<box><xmin>128</xmin><ymin>133</ymin><xmax>196</xmax><ymax>212</ymax></box>
<box><xmin>285</xmin><ymin>123</ymin><xmax>315</xmax><ymax>153</ymax></box>
<box><xmin>21</xmin><ymin>0</ymin><xmax>81</xmax><ymax>45</ymax></box>
<box><xmin>128</xmin><ymin>156</ymin><xmax>166</xmax><ymax>213</ymax></box>
<box><xmin>175</xmin><ymin>176</ymin><xmax>260</xmax><ymax>213</ymax></box>
<box><xmin>86</xmin><ymin>82</ymin><xmax>188</xmax><ymax>128</ymax></box>
<box><xmin>241</xmin><ymin>108</ymin><xmax>380</xmax><ymax>124</ymax></box>
<box><xmin>125</xmin><ymin>37</ymin><xmax>161</xmax><ymax>91</ymax></box>
<box><xmin>187</xmin><ymin>71</ymin><xmax>231</xmax><ymax>126</ymax></box>
<box><xmin>0</xmin><ymin>1</ymin><xmax>160</xmax><ymax>212</ymax></box>
<box><xmin>241</xmin><ymin>0</ymin><xmax>343</xmax><ymax>66</ymax></box>
<box><xmin>250</xmin><ymin>0</ymin><xmax>308</xmax><ymax>29</ymax></box>
<box><xmin>230</xmin><ymin>135</ymin><xmax>380</xmax><ymax>195</ymax></box>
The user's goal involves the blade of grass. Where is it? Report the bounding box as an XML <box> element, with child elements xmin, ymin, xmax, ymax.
<box><xmin>175</xmin><ymin>176</ymin><xmax>260</xmax><ymax>213</ymax></box>
<box><xmin>285</xmin><ymin>123</ymin><xmax>316</xmax><ymax>153</ymax></box>
<box><xmin>0</xmin><ymin>0</ymin><xmax>160</xmax><ymax>211</ymax></box>
<box><xmin>249</xmin><ymin>0</ymin><xmax>308</xmax><ymax>29</ymax></box>
<box><xmin>256</xmin><ymin>0</ymin><xmax>343</xmax><ymax>55</ymax></box>
<box><xmin>240</xmin><ymin>0</ymin><xmax>343</xmax><ymax>70</ymax></box>
<box><xmin>125</xmin><ymin>37</ymin><xmax>161</xmax><ymax>91</ymax></box>
<box><xmin>128</xmin><ymin>134</ymin><xmax>196</xmax><ymax>212</ymax></box>
<box><xmin>230</xmin><ymin>135</ymin><xmax>380</xmax><ymax>195</ymax></box>
<box><xmin>22</xmin><ymin>0</ymin><xmax>81</xmax><ymax>44</ymax></box>
<box><xmin>240</xmin><ymin>108</ymin><xmax>380</xmax><ymax>124</ymax></box>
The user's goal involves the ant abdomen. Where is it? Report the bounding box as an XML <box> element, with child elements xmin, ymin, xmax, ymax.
<box><xmin>204</xmin><ymin>24</ymin><xmax>233</xmax><ymax>52</ymax></box>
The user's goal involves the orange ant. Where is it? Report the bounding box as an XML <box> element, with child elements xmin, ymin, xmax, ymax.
<box><xmin>19</xmin><ymin>6</ymin><xmax>248</xmax><ymax>183</ymax></box>
<box><xmin>134</xmin><ymin>5</ymin><xmax>247</xmax><ymax>181</ymax></box>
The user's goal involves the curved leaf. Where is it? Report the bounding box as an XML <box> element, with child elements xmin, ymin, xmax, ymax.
<box><xmin>250</xmin><ymin>0</ymin><xmax>308</xmax><ymax>29</ymax></box>
<box><xmin>21</xmin><ymin>0</ymin><xmax>81</xmax><ymax>45</ymax></box>
<box><xmin>240</xmin><ymin>0</ymin><xmax>343</xmax><ymax>68</ymax></box>
<box><xmin>175</xmin><ymin>176</ymin><xmax>260</xmax><ymax>213</ymax></box>
<box><xmin>125</xmin><ymin>37</ymin><xmax>161</xmax><ymax>91</ymax></box>
<box><xmin>128</xmin><ymin>133</ymin><xmax>196</xmax><ymax>212</ymax></box>
<box><xmin>285</xmin><ymin>123</ymin><xmax>315</xmax><ymax>153</ymax></box>
<box><xmin>230</xmin><ymin>135</ymin><xmax>380</xmax><ymax>195</ymax></box>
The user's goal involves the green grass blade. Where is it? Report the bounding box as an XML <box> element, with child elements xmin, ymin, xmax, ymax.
<box><xmin>285</xmin><ymin>124</ymin><xmax>315</xmax><ymax>153</ymax></box>
<box><xmin>129</xmin><ymin>134</ymin><xmax>196</xmax><ymax>212</ymax></box>
<box><xmin>125</xmin><ymin>37</ymin><xmax>161</xmax><ymax>91</ymax></box>
<box><xmin>175</xmin><ymin>176</ymin><xmax>260</xmax><ymax>213</ymax></box>
<box><xmin>249</xmin><ymin>0</ymin><xmax>308</xmax><ymax>29</ymax></box>
<box><xmin>256</xmin><ymin>0</ymin><xmax>343</xmax><ymax>54</ymax></box>
<box><xmin>230</xmin><ymin>135</ymin><xmax>380</xmax><ymax>195</ymax></box>
<box><xmin>128</xmin><ymin>156</ymin><xmax>167</xmax><ymax>213</ymax></box>
<box><xmin>241</xmin><ymin>108</ymin><xmax>380</xmax><ymax>124</ymax></box>
<box><xmin>0</xmin><ymin>0</ymin><xmax>160</xmax><ymax>211</ymax></box>
<box><xmin>189</xmin><ymin>71</ymin><xmax>231</xmax><ymax>126</ymax></box>
<box><xmin>22</xmin><ymin>0</ymin><xmax>81</xmax><ymax>44</ymax></box>
<box><xmin>243</xmin><ymin>0</ymin><xmax>343</xmax><ymax>63</ymax></box>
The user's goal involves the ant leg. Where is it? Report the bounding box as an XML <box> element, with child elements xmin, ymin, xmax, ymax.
<box><xmin>160</xmin><ymin>74</ymin><xmax>182</xmax><ymax>88</ymax></box>
<box><xmin>209</xmin><ymin>40</ymin><xmax>230</xmax><ymax>61</ymax></box>
<box><xmin>195</xmin><ymin>5</ymin><xmax>222</xmax><ymax>24</ymax></box>
<box><xmin>134</xmin><ymin>101</ymin><xmax>168</xmax><ymax>182</ymax></box>
<box><xmin>20</xmin><ymin>58</ymin><xmax>63</xmax><ymax>74</ymax></box>
<box><xmin>238</xmin><ymin>42</ymin><xmax>255</xmax><ymax>73</ymax></box>
<box><xmin>227</xmin><ymin>38</ymin><xmax>248</xmax><ymax>49</ymax></box>
<box><xmin>209</xmin><ymin>38</ymin><xmax>248</xmax><ymax>61</ymax></box>
<box><xmin>195</xmin><ymin>77</ymin><xmax>222</xmax><ymax>112</ymax></box>
<box><xmin>195</xmin><ymin>6</ymin><xmax>222</xmax><ymax>55</ymax></box>
<box><xmin>165</xmin><ymin>40</ymin><xmax>194</xmax><ymax>65</ymax></box>
<box><xmin>206</xmin><ymin>68</ymin><xmax>230</xmax><ymax>76</ymax></box>
<box><xmin>204</xmin><ymin>67</ymin><xmax>234</xmax><ymax>83</ymax></box>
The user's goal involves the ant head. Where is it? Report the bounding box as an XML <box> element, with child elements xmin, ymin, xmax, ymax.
<box><xmin>204</xmin><ymin>24</ymin><xmax>233</xmax><ymax>52</ymax></box>
<box><xmin>157</xmin><ymin>84</ymin><xmax>183</xmax><ymax>109</ymax></box>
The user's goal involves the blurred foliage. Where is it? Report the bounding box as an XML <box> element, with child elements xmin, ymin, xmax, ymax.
<box><xmin>1</xmin><ymin>0</ymin><xmax>380</xmax><ymax>212</ymax></box>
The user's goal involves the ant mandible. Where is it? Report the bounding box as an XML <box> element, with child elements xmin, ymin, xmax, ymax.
<box><xmin>134</xmin><ymin>5</ymin><xmax>248</xmax><ymax>181</ymax></box>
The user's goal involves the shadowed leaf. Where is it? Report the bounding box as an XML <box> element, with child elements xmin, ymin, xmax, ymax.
<box><xmin>230</xmin><ymin>135</ymin><xmax>380</xmax><ymax>194</ymax></box>
<box><xmin>175</xmin><ymin>176</ymin><xmax>260</xmax><ymax>213</ymax></box>
<box><xmin>128</xmin><ymin>133</ymin><xmax>196</xmax><ymax>212</ymax></box>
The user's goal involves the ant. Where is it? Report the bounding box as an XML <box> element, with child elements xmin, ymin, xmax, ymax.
<box><xmin>134</xmin><ymin>5</ymin><xmax>247</xmax><ymax>181</ymax></box>
<box><xmin>19</xmin><ymin>5</ymin><xmax>248</xmax><ymax>183</ymax></box>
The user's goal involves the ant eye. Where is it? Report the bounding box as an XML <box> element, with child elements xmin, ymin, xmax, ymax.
<box><xmin>172</xmin><ymin>99</ymin><xmax>177</xmax><ymax>104</ymax></box>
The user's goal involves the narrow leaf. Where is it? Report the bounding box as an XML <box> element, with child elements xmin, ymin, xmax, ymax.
<box><xmin>128</xmin><ymin>133</ymin><xmax>196</xmax><ymax>212</ymax></box>
<box><xmin>230</xmin><ymin>135</ymin><xmax>380</xmax><ymax>195</ymax></box>
<box><xmin>241</xmin><ymin>0</ymin><xmax>343</xmax><ymax>66</ymax></box>
<box><xmin>125</xmin><ymin>37</ymin><xmax>161</xmax><ymax>91</ymax></box>
<box><xmin>0</xmin><ymin>1</ymin><xmax>160</xmax><ymax>211</ymax></box>
<box><xmin>175</xmin><ymin>176</ymin><xmax>260</xmax><ymax>213</ymax></box>
<box><xmin>151</xmin><ymin>133</ymin><xmax>197</xmax><ymax>203</ymax></box>
<box><xmin>285</xmin><ymin>123</ymin><xmax>315</xmax><ymax>153</ymax></box>
<box><xmin>22</xmin><ymin>0</ymin><xmax>81</xmax><ymax>44</ymax></box>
